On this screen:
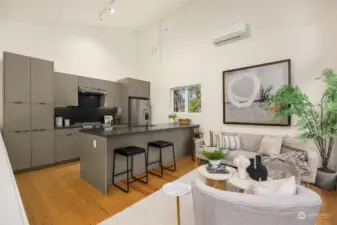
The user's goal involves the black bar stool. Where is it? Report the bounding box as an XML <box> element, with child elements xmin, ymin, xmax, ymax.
<box><xmin>147</xmin><ymin>140</ymin><xmax>177</xmax><ymax>177</ymax></box>
<box><xmin>112</xmin><ymin>146</ymin><xmax>148</xmax><ymax>193</ymax></box>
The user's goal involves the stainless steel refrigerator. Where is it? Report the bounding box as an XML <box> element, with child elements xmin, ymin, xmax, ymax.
<box><xmin>129</xmin><ymin>97</ymin><xmax>151</xmax><ymax>126</ymax></box>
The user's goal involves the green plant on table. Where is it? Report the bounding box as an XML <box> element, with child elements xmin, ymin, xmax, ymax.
<box><xmin>203</xmin><ymin>149</ymin><xmax>224</xmax><ymax>161</ymax></box>
<box><xmin>193</xmin><ymin>128</ymin><xmax>203</xmax><ymax>138</ymax></box>
<box><xmin>168</xmin><ymin>113</ymin><xmax>178</xmax><ymax>120</ymax></box>
<box><xmin>264</xmin><ymin>69</ymin><xmax>337</xmax><ymax>173</ymax></box>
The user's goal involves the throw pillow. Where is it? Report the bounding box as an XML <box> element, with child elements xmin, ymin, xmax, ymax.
<box><xmin>239</xmin><ymin>133</ymin><xmax>264</xmax><ymax>152</ymax></box>
<box><xmin>282</xmin><ymin>135</ymin><xmax>311</xmax><ymax>150</ymax></box>
<box><xmin>277</xmin><ymin>176</ymin><xmax>297</xmax><ymax>196</ymax></box>
<box><xmin>247</xmin><ymin>176</ymin><xmax>297</xmax><ymax>196</ymax></box>
<box><xmin>258</xmin><ymin>136</ymin><xmax>283</xmax><ymax>157</ymax></box>
<box><xmin>217</xmin><ymin>134</ymin><xmax>242</xmax><ymax>150</ymax></box>
<box><xmin>281</xmin><ymin>135</ymin><xmax>310</xmax><ymax>160</ymax></box>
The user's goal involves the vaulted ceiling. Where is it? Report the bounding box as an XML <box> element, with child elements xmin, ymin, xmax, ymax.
<box><xmin>0</xmin><ymin>0</ymin><xmax>194</xmax><ymax>29</ymax></box>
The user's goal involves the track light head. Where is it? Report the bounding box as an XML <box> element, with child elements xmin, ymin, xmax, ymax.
<box><xmin>99</xmin><ymin>0</ymin><xmax>116</xmax><ymax>23</ymax></box>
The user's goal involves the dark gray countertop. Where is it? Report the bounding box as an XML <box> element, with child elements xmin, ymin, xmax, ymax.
<box><xmin>79</xmin><ymin>123</ymin><xmax>199</xmax><ymax>137</ymax></box>
<box><xmin>55</xmin><ymin>124</ymin><xmax>82</xmax><ymax>129</ymax></box>
<box><xmin>55</xmin><ymin>123</ymin><xmax>128</xmax><ymax>130</ymax></box>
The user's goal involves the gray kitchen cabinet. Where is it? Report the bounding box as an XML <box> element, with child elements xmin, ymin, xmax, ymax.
<box><xmin>93</xmin><ymin>79</ymin><xmax>106</xmax><ymax>89</ymax></box>
<box><xmin>54</xmin><ymin>72</ymin><xmax>78</xmax><ymax>106</ymax></box>
<box><xmin>31</xmin><ymin>58</ymin><xmax>54</xmax><ymax>104</ymax></box>
<box><xmin>55</xmin><ymin>130</ymin><xmax>79</xmax><ymax>162</ymax></box>
<box><xmin>78</xmin><ymin>76</ymin><xmax>96</xmax><ymax>88</ymax></box>
<box><xmin>3</xmin><ymin>131</ymin><xmax>31</xmax><ymax>171</ymax></box>
<box><xmin>102</xmin><ymin>81</ymin><xmax>123</xmax><ymax>108</ymax></box>
<box><xmin>127</xmin><ymin>78</ymin><xmax>150</xmax><ymax>98</ymax></box>
<box><xmin>31</xmin><ymin>104</ymin><xmax>54</xmax><ymax>130</ymax></box>
<box><xmin>113</xmin><ymin>82</ymin><xmax>123</xmax><ymax>107</ymax></box>
<box><xmin>4</xmin><ymin>103</ymin><xmax>30</xmax><ymax>132</ymax></box>
<box><xmin>31</xmin><ymin>130</ymin><xmax>54</xmax><ymax>167</ymax></box>
<box><xmin>4</xmin><ymin>52</ymin><xmax>31</xmax><ymax>103</ymax></box>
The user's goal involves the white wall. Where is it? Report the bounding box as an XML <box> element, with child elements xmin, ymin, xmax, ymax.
<box><xmin>0</xmin><ymin>21</ymin><xmax>138</xmax><ymax>127</ymax></box>
<box><xmin>138</xmin><ymin>0</ymin><xmax>337</xmax><ymax>148</ymax></box>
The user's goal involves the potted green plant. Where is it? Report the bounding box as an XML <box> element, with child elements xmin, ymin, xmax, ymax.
<box><xmin>168</xmin><ymin>113</ymin><xmax>178</xmax><ymax>124</ymax></box>
<box><xmin>203</xmin><ymin>148</ymin><xmax>224</xmax><ymax>168</ymax></box>
<box><xmin>265</xmin><ymin>69</ymin><xmax>337</xmax><ymax>190</ymax></box>
<box><xmin>193</xmin><ymin>128</ymin><xmax>203</xmax><ymax>139</ymax></box>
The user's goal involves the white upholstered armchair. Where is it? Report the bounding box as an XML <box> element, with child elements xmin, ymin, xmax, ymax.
<box><xmin>191</xmin><ymin>179</ymin><xmax>321</xmax><ymax>225</ymax></box>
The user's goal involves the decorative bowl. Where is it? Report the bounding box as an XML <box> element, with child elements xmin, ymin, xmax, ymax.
<box><xmin>178</xmin><ymin>118</ymin><xmax>191</xmax><ymax>125</ymax></box>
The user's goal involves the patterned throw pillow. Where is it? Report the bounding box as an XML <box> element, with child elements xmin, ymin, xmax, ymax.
<box><xmin>281</xmin><ymin>145</ymin><xmax>308</xmax><ymax>161</ymax></box>
<box><xmin>217</xmin><ymin>134</ymin><xmax>242</xmax><ymax>150</ymax></box>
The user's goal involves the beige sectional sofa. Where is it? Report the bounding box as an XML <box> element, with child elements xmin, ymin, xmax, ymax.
<box><xmin>195</xmin><ymin>132</ymin><xmax>319</xmax><ymax>184</ymax></box>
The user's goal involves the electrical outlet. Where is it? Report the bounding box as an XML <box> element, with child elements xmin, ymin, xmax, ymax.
<box><xmin>93</xmin><ymin>140</ymin><xmax>96</xmax><ymax>148</ymax></box>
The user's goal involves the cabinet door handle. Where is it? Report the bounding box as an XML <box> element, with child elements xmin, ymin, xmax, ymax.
<box><xmin>39</xmin><ymin>129</ymin><xmax>46</xmax><ymax>132</ymax></box>
<box><xmin>39</xmin><ymin>103</ymin><xmax>47</xmax><ymax>105</ymax></box>
<box><xmin>14</xmin><ymin>102</ymin><xmax>23</xmax><ymax>104</ymax></box>
<box><xmin>66</xmin><ymin>134</ymin><xmax>73</xmax><ymax>136</ymax></box>
<box><xmin>22</xmin><ymin>130</ymin><xmax>30</xmax><ymax>133</ymax></box>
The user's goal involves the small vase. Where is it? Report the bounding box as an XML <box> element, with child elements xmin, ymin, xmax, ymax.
<box><xmin>209</xmin><ymin>160</ymin><xmax>221</xmax><ymax>168</ymax></box>
<box><xmin>255</xmin><ymin>155</ymin><xmax>268</xmax><ymax>181</ymax></box>
<box><xmin>234</xmin><ymin>155</ymin><xmax>250</xmax><ymax>180</ymax></box>
<box><xmin>247</xmin><ymin>158</ymin><xmax>255</xmax><ymax>179</ymax></box>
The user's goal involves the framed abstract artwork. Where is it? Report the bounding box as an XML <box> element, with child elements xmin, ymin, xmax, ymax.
<box><xmin>223</xmin><ymin>59</ymin><xmax>291</xmax><ymax>126</ymax></box>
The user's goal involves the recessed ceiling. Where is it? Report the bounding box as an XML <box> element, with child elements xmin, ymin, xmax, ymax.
<box><xmin>0</xmin><ymin>0</ymin><xmax>194</xmax><ymax>29</ymax></box>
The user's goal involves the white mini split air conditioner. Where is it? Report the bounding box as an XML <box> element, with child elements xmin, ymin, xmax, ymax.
<box><xmin>213</xmin><ymin>22</ymin><xmax>248</xmax><ymax>45</ymax></box>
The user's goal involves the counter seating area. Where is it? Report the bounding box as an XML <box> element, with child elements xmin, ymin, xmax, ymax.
<box><xmin>79</xmin><ymin>124</ymin><xmax>198</xmax><ymax>195</ymax></box>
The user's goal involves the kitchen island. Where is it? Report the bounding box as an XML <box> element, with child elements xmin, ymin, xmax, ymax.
<box><xmin>79</xmin><ymin>123</ymin><xmax>199</xmax><ymax>195</ymax></box>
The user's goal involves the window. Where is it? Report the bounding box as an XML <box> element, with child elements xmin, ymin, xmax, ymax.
<box><xmin>171</xmin><ymin>85</ymin><xmax>201</xmax><ymax>113</ymax></box>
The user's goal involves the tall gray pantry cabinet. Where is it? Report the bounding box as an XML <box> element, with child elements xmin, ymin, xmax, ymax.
<box><xmin>3</xmin><ymin>52</ymin><xmax>54</xmax><ymax>171</ymax></box>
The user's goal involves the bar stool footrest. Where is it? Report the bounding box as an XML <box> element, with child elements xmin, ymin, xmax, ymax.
<box><xmin>162</xmin><ymin>165</ymin><xmax>176</xmax><ymax>171</ymax></box>
<box><xmin>147</xmin><ymin>160</ymin><xmax>160</xmax><ymax>165</ymax></box>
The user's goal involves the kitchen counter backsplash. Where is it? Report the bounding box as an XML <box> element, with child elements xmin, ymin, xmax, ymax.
<box><xmin>55</xmin><ymin>107</ymin><xmax>117</xmax><ymax>126</ymax></box>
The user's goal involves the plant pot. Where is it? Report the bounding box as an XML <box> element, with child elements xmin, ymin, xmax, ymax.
<box><xmin>209</xmin><ymin>160</ymin><xmax>221</xmax><ymax>168</ymax></box>
<box><xmin>169</xmin><ymin>118</ymin><xmax>175</xmax><ymax>124</ymax></box>
<box><xmin>194</xmin><ymin>134</ymin><xmax>201</xmax><ymax>139</ymax></box>
<box><xmin>315</xmin><ymin>167</ymin><xmax>337</xmax><ymax>190</ymax></box>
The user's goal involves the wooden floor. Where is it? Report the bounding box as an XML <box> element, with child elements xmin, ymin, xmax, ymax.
<box><xmin>15</xmin><ymin>157</ymin><xmax>336</xmax><ymax>225</ymax></box>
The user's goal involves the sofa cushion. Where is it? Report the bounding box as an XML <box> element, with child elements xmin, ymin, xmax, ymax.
<box><xmin>223</xmin><ymin>150</ymin><xmax>259</xmax><ymax>162</ymax></box>
<box><xmin>217</xmin><ymin>134</ymin><xmax>241</xmax><ymax>150</ymax></box>
<box><xmin>282</xmin><ymin>135</ymin><xmax>311</xmax><ymax>150</ymax></box>
<box><xmin>239</xmin><ymin>133</ymin><xmax>264</xmax><ymax>152</ymax></box>
<box><xmin>281</xmin><ymin>135</ymin><xmax>310</xmax><ymax>160</ymax></box>
<box><xmin>246</xmin><ymin>176</ymin><xmax>297</xmax><ymax>196</ymax></box>
<box><xmin>258</xmin><ymin>136</ymin><xmax>283</xmax><ymax>157</ymax></box>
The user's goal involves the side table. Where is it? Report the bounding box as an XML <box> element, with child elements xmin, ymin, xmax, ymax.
<box><xmin>162</xmin><ymin>182</ymin><xmax>191</xmax><ymax>225</ymax></box>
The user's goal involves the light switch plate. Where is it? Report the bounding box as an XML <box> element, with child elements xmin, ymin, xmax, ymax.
<box><xmin>93</xmin><ymin>140</ymin><xmax>96</xmax><ymax>148</ymax></box>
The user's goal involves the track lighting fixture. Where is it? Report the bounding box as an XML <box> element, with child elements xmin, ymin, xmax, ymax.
<box><xmin>99</xmin><ymin>0</ymin><xmax>116</xmax><ymax>23</ymax></box>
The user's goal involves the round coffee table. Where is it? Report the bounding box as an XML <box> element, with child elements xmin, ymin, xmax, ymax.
<box><xmin>197</xmin><ymin>165</ymin><xmax>236</xmax><ymax>190</ymax></box>
<box><xmin>228</xmin><ymin>172</ymin><xmax>273</xmax><ymax>193</ymax></box>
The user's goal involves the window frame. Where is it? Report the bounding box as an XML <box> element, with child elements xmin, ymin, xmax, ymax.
<box><xmin>170</xmin><ymin>84</ymin><xmax>201</xmax><ymax>114</ymax></box>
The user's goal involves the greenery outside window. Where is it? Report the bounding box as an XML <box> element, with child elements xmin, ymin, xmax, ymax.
<box><xmin>171</xmin><ymin>85</ymin><xmax>201</xmax><ymax>113</ymax></box>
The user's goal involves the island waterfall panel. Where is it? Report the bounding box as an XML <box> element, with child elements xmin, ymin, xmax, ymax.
<box><xmin>79</xmin><ymin>125</ymin><xmax>196</xmax><ymax>195</ymax></box>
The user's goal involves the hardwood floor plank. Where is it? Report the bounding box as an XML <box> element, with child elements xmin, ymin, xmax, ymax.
<box><xmin>15</xmin><ymin>157</ymin><xmax>336</xmax><ymax>225</ymax></box>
